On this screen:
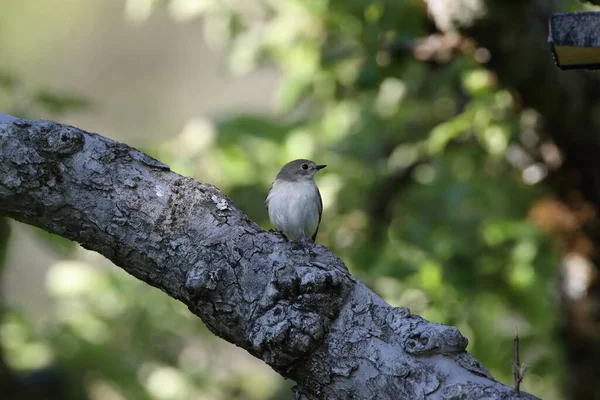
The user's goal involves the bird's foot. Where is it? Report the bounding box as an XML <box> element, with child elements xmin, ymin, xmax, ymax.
<box><xmin>298</xmin><ymin>235</ymin><xmax>314</xmax><ymax>248</ymax></box>
<box><xmin>292</xmin><ymin>235</ymin><xmax>314</xmax><ymax>254</ymax></box>
<box><xmin>270</xmin><ymin>229</ymin><xmax>289</xmax><ymax>241</ymax></box>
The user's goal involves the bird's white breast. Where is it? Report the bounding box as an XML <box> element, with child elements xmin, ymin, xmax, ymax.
<box><xmin>267</xmin><ymin>180</ymin><xmax>320</xmax><ymax>240</ymax></box>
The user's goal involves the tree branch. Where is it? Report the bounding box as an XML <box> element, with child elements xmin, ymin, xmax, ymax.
<box><xmin>0</xmin><ymin>116</ymin><xmax>536</xmax><ymax>399</ymax></box>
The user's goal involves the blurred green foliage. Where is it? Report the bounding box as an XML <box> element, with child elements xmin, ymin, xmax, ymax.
<box><xmin>0</xmin><ymin>72</ymin><xmax>91</xmax><ymax>120</ymax></box>
<box><xmin>0</xmin><ymin>0</ymin><xmax>581</xmax><ymax>399</ymax></box>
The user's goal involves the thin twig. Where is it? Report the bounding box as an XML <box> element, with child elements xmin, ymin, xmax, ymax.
<box><xmin>513</xmin><ymin>326</ymin><xmax>521</xmax><ymax>396</ymax></box>
<box><xmin>512</xmin><ymin>326</ymin><xmax>530</xmax><ymax>396</ymax></box>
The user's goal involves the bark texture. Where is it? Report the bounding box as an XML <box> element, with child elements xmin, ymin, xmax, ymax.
<box><xmin>0</xmin><ymin>115</ymin><xmax>536</xmax><ymax>399</ymax></box>
<box><xmin>424</xmin><ymin>1</ymin><xmax>600</xmax><ymax>399</ymax></box>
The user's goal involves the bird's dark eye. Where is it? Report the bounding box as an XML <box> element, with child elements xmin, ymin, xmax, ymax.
<box><xmin>301</xmin><ymin>164</ymin><xmax>309</xmax><ymax>170</ymax></box>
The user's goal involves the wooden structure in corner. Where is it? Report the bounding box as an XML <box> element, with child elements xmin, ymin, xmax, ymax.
<box><xmin>549</xmin><ymin>12</ymin><xmax>600</xmax><ymax>69</ymax></box>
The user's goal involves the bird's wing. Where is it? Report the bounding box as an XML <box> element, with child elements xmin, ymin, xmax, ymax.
<box><xmin>312</xmin><ymin>188</ymin><xmax>323</xmax><ymax>241</ymax></box>
<box><xmin>265</xmin><ymin>182</ymin><xmax>274</xmax><ymax>210</ymax></box>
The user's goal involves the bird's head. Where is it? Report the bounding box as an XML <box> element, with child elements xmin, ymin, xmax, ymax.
<box><xmin>276</xmin><ymin>159</ymin><xmax>327</xmax><ymax>182</ymax></box>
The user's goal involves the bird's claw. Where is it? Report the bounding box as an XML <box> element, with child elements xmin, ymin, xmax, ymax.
<box><xmin>298</xmin><ymin>235</ymin><xmax>314</xmax><ymax>247</ymax></box>
<box><xmin>291</xmin><ymin>235</ymin><xmax>314</xmax><ymax>255</ymax></box>
<box><xmin>270</xmin><ymin>229</ymin><xmax>289</xmax><ymax>241</ymax></box>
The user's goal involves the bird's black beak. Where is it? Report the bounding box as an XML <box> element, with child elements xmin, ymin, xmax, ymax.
<box><xmin>315</xmin><ymin>164</ymin><xmax>327</xmax><ymax>170</ymax></box>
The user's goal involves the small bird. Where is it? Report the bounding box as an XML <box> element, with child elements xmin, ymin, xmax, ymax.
<box><xmin>266</xmin><ymin>159</ymin><xmax>326</xmax><ymax>242</ymax></box>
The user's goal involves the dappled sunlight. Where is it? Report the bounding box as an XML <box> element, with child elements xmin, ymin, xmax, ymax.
<box><xmin>0</xmin><ymin>316</ymin><xmax>54</xmax><ymax>370</ymax></box>
<box><xmin>46</xmin><ymin>260</ymin><xmax>110</xmax><ymax>298</ymax></box>
<box><xmin>141</xmin><ymin>365</ymin><xmax>192</xmax><ymax>400</ymax></box>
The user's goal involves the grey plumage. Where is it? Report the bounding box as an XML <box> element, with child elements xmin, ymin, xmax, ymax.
<box><xmin>266</xmin><ymin>159</ymin><xmax>326</xmax><ymax>241</ymax></box>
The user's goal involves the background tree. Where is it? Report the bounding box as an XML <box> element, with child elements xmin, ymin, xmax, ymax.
<box><xmin>2</xmin><ymin>0</ymin><xmax>598</xmax><ymax>399</ymax></box>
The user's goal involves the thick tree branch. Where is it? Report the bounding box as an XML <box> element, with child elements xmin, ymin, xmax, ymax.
<box><xmin>0</xmin><ymin>116</ymin><xmax>536</xmax><ymax>399</ymax></box>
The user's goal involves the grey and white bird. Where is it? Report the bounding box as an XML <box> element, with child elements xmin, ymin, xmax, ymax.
<box><xmin>266</xmin><ymin>159</ymin><xmax>326</xmax><ymax>242</ymax></box>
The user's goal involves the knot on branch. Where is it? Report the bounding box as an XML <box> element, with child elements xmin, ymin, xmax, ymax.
<box><xmin>185</xmin><ymin>260</ymin><xmax>224</xmax><ymax>295</ymax></box>
<box><xmin>0</xmin><ymin>123</ymin><xmax>78</xmax><ymax>209</ymax></box>
<box><xmin>384</xmin><ymin>306</ymin><xmax>468</xmax><ymax>355</ymax></box>
<box><xmin>251</xmin><ymin>308</ymin><xmax>323</xmax><ymax>368</ymax></box>
<box><xmin>20</xmin><ymin>121</ymin><xmax>85</xmax><ymax>156</ymax></box>
<box><xmin>386</xmin><ymin>306</ymin><xmax>412</xmax><ymax>330</ymax></box>
<box><xmin>250</xmin><ymin>258</ymin><xmax>353</xmax><ymax>371</ymax></box>
<box><xmin>452</xmin><ymin>352</ymin><xmax>493</xmax><ymax>379</ymax></box>
<box><xmin>402</xmin><ymin>317</ymin><xmax>468</xmax><ymax>355</ymax></box>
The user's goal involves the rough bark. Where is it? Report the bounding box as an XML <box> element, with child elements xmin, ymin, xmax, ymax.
<box><xmin>0</xmin><ymin>115</ymin><xmax>536</xmax><ymax>399</ymax></box>
<box><xmin>424</xmin><ymin>1</ymin><xmax>600</xmax><ymax>399</ymax></box>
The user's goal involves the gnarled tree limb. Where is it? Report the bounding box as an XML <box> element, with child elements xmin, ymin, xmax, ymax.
<box><xmin>0</xmin><ymin>115</ymin><xmax>536</xmax><ymax>399</ymax></box>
